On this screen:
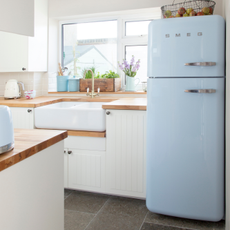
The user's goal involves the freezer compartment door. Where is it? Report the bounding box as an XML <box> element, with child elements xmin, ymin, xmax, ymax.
<box><xmin>148</xmin><ymin>15</ymin><xmax>225</xmax><ymax>77</ymax></box>
<box><xmin>146</xmin><ymin>78</ymin><xmax>224</xmax><ymax>221</ymax></box>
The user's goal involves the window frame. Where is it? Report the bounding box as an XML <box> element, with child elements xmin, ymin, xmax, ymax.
<box><xmin>59</xmin><ymin>7</ymin><xmax>161</xmax><ymax>89</ymax></box>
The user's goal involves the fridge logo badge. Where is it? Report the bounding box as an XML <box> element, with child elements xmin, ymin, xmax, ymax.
<box><xmin>165</xmin><ymin>32</ymin><xmax>203</xmax><ymax>38</ymax></box>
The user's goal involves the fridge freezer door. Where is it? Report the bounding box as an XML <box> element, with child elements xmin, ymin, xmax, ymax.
<box><xmin>148</xmin><ymin>15</ymin><xmax>225</xmax><ymax>77</ymax></box>
<box><xmin>146</xmin><ymin>78</ymin><xmax>224</xmax><ymax>221</ymax></box>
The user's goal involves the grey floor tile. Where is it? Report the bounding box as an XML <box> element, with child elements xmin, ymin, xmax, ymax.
<box><xmin>141</xmin><ymin>222</ymin><xmax>189</xmax><ymax>230</ymax></box>
<box><xmin>86</xmin><ymin>196</ymin><xmax>148</xmax><ymax>230</ymax></box>
<box><xmin>100</xmin><ymin>196</ymin><xmax>148</xmax><ymax>216</ymax></box>
<box><xmin>145</xmin><ymin>212</ymin><xmax>225</xmax><ymax>230</ymax></box>
<box><xmin>65</xmin><ymin>190</ymin><xmax>109</xmax><ymax>214</ymax></box>
<box><xmin>64</xmin><ymin>189</ymin><xmax>73</xmax><ymax>199</ymax></box>
<box><xmin>64</xmin><ymin>209</ymin><xmax>95</xmax><ymax>230</ymax></box>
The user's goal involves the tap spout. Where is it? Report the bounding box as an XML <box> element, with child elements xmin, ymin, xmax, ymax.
<box><xmin>83</xmin><ymin>69</ymin><xmax>99</xmax><ymax>98</ymax></box>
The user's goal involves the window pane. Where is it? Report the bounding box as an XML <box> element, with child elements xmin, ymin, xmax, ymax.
<box><xmin>126</xmin><ymin>20</ymin><xmax>151</xmax><ymax>36</ymax></box>
<box><xmin>63</xmin><ymin>21</ymin><xmax>117</xmax><ymax>77</ymax></box>
<box><xmin>125</xmin><ymin>45</ymin><xmax>147</xmax><ymax>83</ymax></box>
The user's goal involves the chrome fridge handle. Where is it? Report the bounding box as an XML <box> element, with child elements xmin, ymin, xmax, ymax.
<box><xmin>184</xmin><ymin>89</ymin><xmax>216</xmax><ymax>93</ymax></box>
<box><xmin>184</xmin><ymin>62</ymin><xmax>216</xmax><ymax>66</ymax></box>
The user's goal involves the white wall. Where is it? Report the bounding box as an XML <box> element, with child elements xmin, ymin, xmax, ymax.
<box><xmin>0</xmin><ymin>73</ymin><xmax>44</xmax><ymax>97</ymax></box>
<box><xmin>49</xmin><ymin>0</ymin><xmax>224</xmax><ymax>18</ymax></box>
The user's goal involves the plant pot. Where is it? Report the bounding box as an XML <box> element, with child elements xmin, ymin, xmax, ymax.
<box><xmin>80</xmin><ymin>78</ymin><xmax>121</xmax><ymax>92</ymax></box>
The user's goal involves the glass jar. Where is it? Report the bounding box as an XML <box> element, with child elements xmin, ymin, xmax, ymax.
<box><xmin>142</xmin><ymin>81</ymin><xmax>147</xmax><ymax>92</ymax></box>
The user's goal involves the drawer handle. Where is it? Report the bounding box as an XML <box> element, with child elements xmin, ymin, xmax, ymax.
<box><xmin>106</xmin><ymin>111</ymin><xmax>110</xmax><ymax>115</ymax></box>
<box><xmin>68</xmin><ymin>151</ymin><xmax>72</xmax><ymax>154</ymax></box>
<box><xmin>27</xmin><ymin>109</ymin><xmax>32</xmax><ymax>113</ymax></box>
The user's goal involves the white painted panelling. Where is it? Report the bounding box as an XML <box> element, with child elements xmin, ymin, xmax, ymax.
<box><xmin>106</xmin><ymin>109</ymin><xmax>146</xmax><ymax>198</ymax></box>
<box><xmin>10</xmin><ymin>107</ymin><xmax>34</xmax><ymax>129</ymax></box>
<box><xmin>68</xmin><ymin>149</ymin><xmax>106</xmax><ymax>192</ymax></box>
<box><xmin>64</xmin><ymin>149</ymin><xmax>68</xmax><ymax>188</ymax></box>
<box><xmin>0</xmin><ymin>141</ymin><xmax>64</xmax><ymax>230</ymax></box>
<box><xmin>64</xmin><ymin>136</ymin><xmax>106</xmax><ymax>151</ymax></box>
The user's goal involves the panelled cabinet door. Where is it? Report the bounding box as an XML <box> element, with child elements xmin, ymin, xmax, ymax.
<box><xmin>0</xmin><ymin>33</ymin><xmax>28</xmax><ymax>72</ymax></box>
<box><xmin>10</xmin><ymin>107</ymin><xmax>34</xmax><ymax>129</ymax></box>
<box><xmin>106</xmin><ymin>109</ymin><xmax>146</xmax><ymax>198</ymax></box>
<box><xmin>68</xmin><ymin>149</ymin><xmax>106</xmax><ymax>193</ymax></box>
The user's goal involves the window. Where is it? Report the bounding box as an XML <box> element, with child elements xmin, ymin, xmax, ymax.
<box><xmin>61</xmin><ymin>8</ymin><xmax>161</xmax><ymax>88</ymax></box>
<box><xmin>125</xmin><ymin>20</ymin><xmax>152</xmax><ymax>36</ymax></box>
<box><xmin>62</xmin><ymin>21</ymin><xmax>117</xmax><ymax>77</ymax></box>
<box><xmin>125</xmin><ymin>45</ymin><xmax>147</xmax><ymax>83</ymax></box>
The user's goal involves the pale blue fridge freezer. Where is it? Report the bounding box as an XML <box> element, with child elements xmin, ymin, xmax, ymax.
<box><xmin>146</xmin><ymin>15</ymin><xmax>225</xmax><ymax>221</ymax></box>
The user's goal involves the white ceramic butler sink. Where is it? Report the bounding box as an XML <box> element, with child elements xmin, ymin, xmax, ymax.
<box><xmin>35</xmin><ymin>102</ymin><xmax>107</xmax><ymax>131</ymax></box>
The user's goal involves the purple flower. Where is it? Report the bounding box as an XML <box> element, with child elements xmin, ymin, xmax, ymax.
<box><xmin>130</xmin><ymin>55</ymin><xmax>135</xmax><ymax>66</ymax></box>
<box><xmin>118</xmin><ymin>56</ymin><xmax>140</xmax><ymax>77</ymax></box>
<box><xmin>118</xmin><ymin>62</ymin><xmax>124</xmax><ymax>70</ymax></box>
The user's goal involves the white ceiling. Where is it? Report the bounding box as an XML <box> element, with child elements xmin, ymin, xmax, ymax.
<box><xmin>48</xmin><ymin>0</ymin><xmax>223</xmax><ymax>19</ymax></box>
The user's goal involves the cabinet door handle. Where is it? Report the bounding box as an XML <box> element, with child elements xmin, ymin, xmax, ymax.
<box><xmin>68</xmin><ymin>151</ymin><xmax>72</xmax><ymax>154</ymax></box>
<box><xmin>106</xmin><ymin>111</ymin><xmax>110</xmax><ymax>115</ymax></box>
<box><xmin>64</xmin><ymin>150</ymin><xmax>66</xmax><ymax>154</ymax></box>
<box><xmin>27</xmin><ymin>109</ymin><xmax>32</xmax><ymax>113</ymax></box>
<box><xmin>22</xmin><ymin>67</ymin><xmax>26</xmax><ymax>71</ymax></box>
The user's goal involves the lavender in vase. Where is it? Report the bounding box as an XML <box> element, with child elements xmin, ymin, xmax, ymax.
<box><xmin>118</xmin><ymin>56</ymin><xmax>140</xmax><ymax>77</ymax></box>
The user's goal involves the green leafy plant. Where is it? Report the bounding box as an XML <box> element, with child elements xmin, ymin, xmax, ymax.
<box><xmin>101</xmin><ymin>70</ymin><xmax>120</xmax><ymax>79</ymax></box>
<box><xmin>82</xmin><ymin>66</ymin><xmax>97</xmax><ymax>79</ymax></box>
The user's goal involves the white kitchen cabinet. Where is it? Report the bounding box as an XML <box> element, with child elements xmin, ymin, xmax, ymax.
<box><xmin>0</xmin><ymin>0</ymin><xmax>48</xmax><ymax>72</ymax></box>
<box><xmin>10</xmin><ymin>107</ymin><xmax>34</xmax><ymax>129</ymax></box>
<box><xmin>106</xmin><ymin>109</ymin><xmax>146</xmax><ymax>199</ymax></box>
<box><xmin>0</xmin><ymin>140</ymin><xmax>64</xmax><ymax>230</ymax></box>
<box><xmin>64</xmin><ymin>136</ymin><xmax>106</xmax><ymax>193</ymax></box>
<box><xmin>0</xmin><ymin>0</ymin><xmax>34</xmax><ymax>36</ymax></box>
<box><xmin>67</xmin><ymin>149</ymin><xmax>106</xmax><ymax>193</ymax></box>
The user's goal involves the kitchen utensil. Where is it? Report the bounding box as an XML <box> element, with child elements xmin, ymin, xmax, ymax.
<box><xmin>0</xmin><ymin>106</ymin><xmax>14</xmax><ymax>154</ymax></box>
<box><xmin>4</xmin><ymin>79</ymin><xmax>24</xmax><ymax>99</ymax></box>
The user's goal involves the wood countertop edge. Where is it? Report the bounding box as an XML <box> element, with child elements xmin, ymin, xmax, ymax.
<box><xmin>0</xmin><ymin>131</ymin><xmax>68</xmax><ymax>172</ymax></box>
<box><xmin>68</xmin><ymin>130</ymin><xmax>106</xmax><ymax>138</ymax></box>
<box><xmin>37</xmin><ymin>129</ymin><xmax>106</xmax><ymax>138</ymax></box>
<box><xmin>102</xmin><ymin>105</ymin><xmax>147</xmax><ymax>110</ymax></box>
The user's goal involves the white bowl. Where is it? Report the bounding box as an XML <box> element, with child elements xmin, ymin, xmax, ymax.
<box><xmin>24</xmin><ymin>90</ymin><xmax>36</xmax><ymax>99</ymax></box>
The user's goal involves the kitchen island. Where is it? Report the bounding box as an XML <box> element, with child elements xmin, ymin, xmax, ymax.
<box><xmin>0</xmin><ymin>129</ymin><xmax>67</xmax><ymax>230</ymax></box>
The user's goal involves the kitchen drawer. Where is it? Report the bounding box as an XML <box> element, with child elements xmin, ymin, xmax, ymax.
<box><xmin>64</xmin><ymin>136</ymin><xmax>106</xmax><ymax>151</ymax></box>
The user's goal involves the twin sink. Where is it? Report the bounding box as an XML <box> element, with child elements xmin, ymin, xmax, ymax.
<box><xmin>35</xmin><ymin>102</ymin><xmax>107</xmax><ymax>132</ymax></box>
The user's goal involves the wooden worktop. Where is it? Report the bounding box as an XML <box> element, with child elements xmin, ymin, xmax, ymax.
<box><xmin>0</xmin><ymin>96</ymin><xmax>118</xmax><ymax>108</ymax></box>
<box><xmin>0</xmin><ymin>96</ymin><xmax>147</xmax><ymax>110</ymax></box>
<box><xmin>102</xmin><ymin>98</ymin><xmax>147</xmax><ymax>110</ymax></box>
<box><xmin>0</xmin><ymin>129</ymin><xmax>68</xmax><ymax>172</ymax></box>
